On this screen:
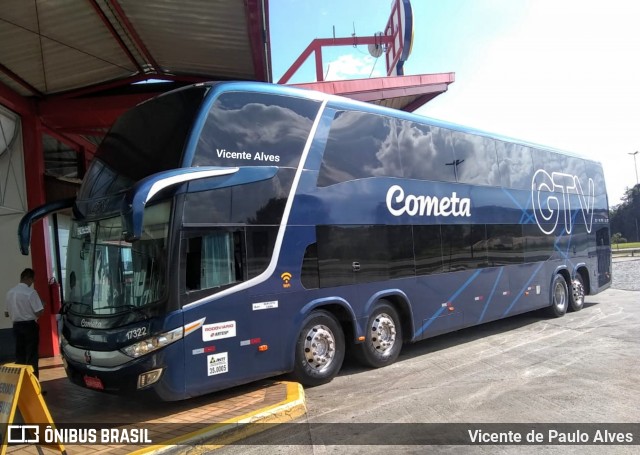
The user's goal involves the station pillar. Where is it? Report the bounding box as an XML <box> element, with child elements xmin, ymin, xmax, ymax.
<box><xmin>22</xmin><ymin>111</ymin><xmax>59</xmax><ymax>358</ymax></box>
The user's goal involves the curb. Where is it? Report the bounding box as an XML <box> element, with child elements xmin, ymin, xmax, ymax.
<box><xmin>131</xmin><ymin>382</ymin><xmax>306</xmax><ymax>454</ymax></box>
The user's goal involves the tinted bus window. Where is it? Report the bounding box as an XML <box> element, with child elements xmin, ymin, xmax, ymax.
<box><xmin>317</xmin><ymin>111</ymin><xmax>399</xmax><ymax>186</ymax></box>
<box><xmin>352</xmin><ymin>226</ymin><xmax>394</xmax><ymax>283</ymax></box>
<box><xmin>194</xmin><ymin>92</ymin><xmax>320</xmax><ymax>168</ymax></box>
<box><xmin>486</xmin><ymin>224</ymin><xmax>524</xmax><ymax>266</ymax></box>
<box><xmin>532</xmin><ymin>148</ymin><xmax>569</xmax><ymax>179</ymax></box>
<box><xmin>317</xmin><ymin>226</ymin><xmax>357</xmax><ymax>287</ymax></box>
<box><xmin>301</xmin><ymin>243</ymin><xmax>319</xmax><ymax>289</ymax></box>
<box><xmin>397</xmin><ymin>121</ymin><xmax>456</xmax><ymax>182</ymax></box>
<box><xmin>571</xmin><ymin>224</ymin><xmax>590</xmax><ymax>256</ymax></box>
<box><xmin>451</xmin><ymin>132</ymin><xmax>500</xmax><ymax>186</ymax></box>
<box><xmin>564</xmin><ymin>156</ymin><xmax>587</xmax><ymax>183</ymax></box>
<box><xmin>441</xmin><ymin>225</ymin><xmax>488</xmax><ymax>271</ymax></box>
<box><xmin>584</xmin><ymin>160</ymin><xmax>606</xmax><ymax>196</ymax></box>
<box><xmin>316</xmin><ymin>225</ymin><xmax>414</xmax><ymax>287</ymax></box>
<box><xmin>182</xmin><ymin>169</ymin><xmax>295</xmax><ymax>225</ymax></box>
<box><xmin>413</xmin><ymin>225</ymin><xmax>444</xmax><ymax>275</ymax></box>
<box><xmin>496</xmin><ymin>142</ymin><xmax>533</xmax><ymax>190</ymax></box>
<box><xmin>523</xmin><ymin>224</ymin><xmax>554</xmax><ymax>263</ymax></box>
<box><xmin>91</xmin><ymin>86</ymin><xmax>208</xmax><ymax>186</ymax></box>
<box><xmin>245</xmin><ymin>226</ymin><xmax>279</xmax><ymax>279</ymax></box>
<box><xmin>388</xmin><ymin>226</ymin><xmax>415</xmax><ymax>279</ymax></box>
<box><xmin>185</xmin><ymin>230</ymin><xmax>243</xmax><ymax>292</ymax></box>
<box><xmin>181</xmin><ymin>225</ymin><xmax>277</xmax><ymax>297</ymax></box>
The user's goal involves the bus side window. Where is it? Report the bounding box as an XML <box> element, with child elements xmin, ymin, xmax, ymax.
<box><xmin>397</xmin><ymin>122</ymin><xmax>455</xmax><ymax>182</ymax></box>
<box><xmin>317</xmin><ymin>110</ymin><xmax>398</xmax><ymax>186</ymax></box>
<box><xmin>301</xmin><ymin>243</ymin><xmax>319</xmax><ymax>289</ymax></box>
<box><xmin>184</xmin><ymin>231</ymin><xmax>246</xmax><ymax>293</ymax></box>
<box><xmin>451</xmin><ymin>132</ymin><xmax>500</xmax><ymax>186</ymax></box>
<box><xmin>496</xmin><ymin>142</ymin><xmax>533</xmax><ymax>190</ymax></box>
<box><xmin>233</xmin><ymin>231</ymin><xmax>245</xmax><ymax>282</ymax></box>
<box><xmin>185</xmin><ymin>237</ymin><xmax>202</xmax><ymax>291</ymax></box>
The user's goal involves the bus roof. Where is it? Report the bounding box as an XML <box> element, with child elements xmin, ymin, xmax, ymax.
<box><xmin>200</xmin><ymin>81</ymin><xmax>601</xmax><ymax>167</ymax></box>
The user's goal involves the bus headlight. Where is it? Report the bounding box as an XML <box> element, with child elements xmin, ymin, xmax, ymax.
<box><xmin>138</xmin><ymin>368</ymin><xmax>163</xmax><ymax>389</ymax></box>
<box><xmin>121</xmin><ymin>327</ymin><xmax>183</xmax><ymax>358</ymax></box>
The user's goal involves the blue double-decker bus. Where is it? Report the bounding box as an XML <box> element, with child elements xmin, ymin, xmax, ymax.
<box><xmin>19</xmin><ymin>81</ymin><xmax>611</xmax><ymax>400</ymax></box>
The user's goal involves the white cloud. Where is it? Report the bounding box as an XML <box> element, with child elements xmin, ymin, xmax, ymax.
<box><xmin>324</xmin><ymin>54</ymin><xmax>384</xmax><ymax>81</ymax></box>
<box><xmin>418</xmin><ymin>0</ymin><xmax>640</xmax><ymax>205</ymax></box>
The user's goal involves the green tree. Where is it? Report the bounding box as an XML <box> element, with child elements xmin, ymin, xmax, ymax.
<box><xmin>610</xmin><ymin>184</ymin><xmax>640</xmax><ymax>242</ymax></box>
<box><xmin>611</xmin><ymin>232</ymin><xmax>627</xmax><ymax>250</ymax></box>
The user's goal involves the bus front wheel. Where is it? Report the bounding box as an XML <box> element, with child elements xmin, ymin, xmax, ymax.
<box><xmin>548</xmin><ymin>274</ymin><xmax>569</xmax><ymax>318</ymax></box>
<box><xmin>569</xmin><ymin>274</ymin><xmax>585</xmax><ymax>312</ymax></box>
<box><xmin>355</xmin><ymin>301</ymin><xmax>403</xmax><ymax>368</ymax></box>
<box><xmin>292</xmin><ymin>310</ymin><xmax>345</xmax><ymax>387</ymax></box>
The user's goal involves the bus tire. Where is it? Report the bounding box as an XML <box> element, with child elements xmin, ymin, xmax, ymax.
<box><xmin>355</xmin><ymin>301</ymin><xmax>403</xmax><ymax>368</ymax></box>
<box><xmin>569</xmin><ymin>274</ymin><xmax>585</xmax><ymax>312</ymax></box>
<box><xmin>292</xmin><ymin>310</ymin><xmax>345</xmax><ymax>387</ymax></box>
<box><xmin>548</xmin><ymin>274</ymin><xmax>569</xmax><ymax>318</ymax></box>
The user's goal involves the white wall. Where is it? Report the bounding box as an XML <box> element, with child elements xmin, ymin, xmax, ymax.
<box><xmin>0</xmin><ymin>106</ymin><xmax>32</xmax><ymax>330</ymax></box>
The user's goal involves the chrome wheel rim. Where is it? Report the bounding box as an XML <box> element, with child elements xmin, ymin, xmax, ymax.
<box><xmin>369</xmin><ymin>313</ymin><xmax>397</xmax><ymax>357</ymax></box>
<box><xmin>572</xmin><ymin>279</ymin><xmax>585</xmax><ymax>307</ymax></box>
<box><xmin>303</xmin><ymin>324</ymin><xmax>336</xmax><ymax>373</ymax></box>
<box><xmin>554</xmin><ymin>281</ymin><xmax>567</xmax><ymax>312</ymax></box>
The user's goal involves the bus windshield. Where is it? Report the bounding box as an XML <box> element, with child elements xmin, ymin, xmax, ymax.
<box><xmin>64</xmin><ymin>202</ymin><xmax>170</xmax><ymax>317</ymax></box>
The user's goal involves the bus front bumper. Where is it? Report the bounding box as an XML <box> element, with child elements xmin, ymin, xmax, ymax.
<box><xmin>61</xmin><ymin>345</ymin><xmax>163</xmax><ymax>394</ymax></box>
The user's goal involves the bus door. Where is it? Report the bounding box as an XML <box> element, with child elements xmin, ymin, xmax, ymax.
<box><xmin>595</xmin><ymin>227</ymin><xmax>612</xmax><ymax>288</ymax></box>
<box><xmin>180</xmin><ymin>228</ymin><xmax>286</xmax><ymax>390</ymax></box>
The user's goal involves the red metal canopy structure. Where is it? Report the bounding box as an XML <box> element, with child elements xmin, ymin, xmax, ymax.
<box><xmin>0</xmin><ymin>0</ymin><xmax>454</xmax><ymax>358</ymax></box>
<box><xmin>1</xmin><ymin>0</ymin><xmax>271</xmax><ymax>162</ymax></box>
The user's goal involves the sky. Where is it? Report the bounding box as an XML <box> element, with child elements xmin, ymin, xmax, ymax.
<box><xmin>268</xmin><ymin>0</ymin><xmax>640</xmax><ymax>207</ymax></box>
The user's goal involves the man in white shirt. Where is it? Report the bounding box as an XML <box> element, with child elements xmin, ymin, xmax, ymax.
<box><xmin>5</xmin><ymin>268</ymin><xmax>44</xmax><ymax>379</ymax></box>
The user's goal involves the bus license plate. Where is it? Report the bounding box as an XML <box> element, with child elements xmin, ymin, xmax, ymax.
<box><xmin>83</xmin><ymin>375</ymin><xmax>104</xmax><ymax>390</ymax></box>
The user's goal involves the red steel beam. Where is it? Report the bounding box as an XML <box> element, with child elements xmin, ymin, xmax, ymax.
<box><xmin>384</xmin><ymin>0</ymin><xmax>403</xmax><ymax>76</ymax></box>
<box><xmin>245</xmin><ymin>0</ymin><xmax>271</xmax><ymax>82</ymax></box>
<box><xmin>86</xmin><ymin>0</ymin><xmax>144</xmax><ymax>74</ymax></box>
<box><xmin>292</xmin><ymin>72</ymin><xmax>455</xmax><ymax>112</ymax></box>
<box><xmin>293</xmin><ymin>73</ymin><xmax>455</xmax><ymax>97</ymax></box>
<box><xmin>22</xmin><ymin>112</ymin><xmax>60</xmax><ymax>358</ymax></box>
<box><xmin>0</xmin><ymin>79</ymin><xmax>34</xmax><ymax>116</ymax></box>
<box><xmin>278</xmin><ymin>36</ymin><xmax>393</xmax><ymax>84</ymax></box>
<box><xmin>38</xmin><ymin>92</ymin><xmax>154</xmax><ymax>131</ymax></box>
<box><xmin>0</xmin><ymin>62</ymin><xmax>43</xmax><ymax>98</ymax></box>
<box><xmin>52</xmin><ymin>74</ymin><xmax>152</xmax><ymax>99</ymax></box>
<box><xmin>53</xmin><ymin>73</ymin><xmax>211</xmax><ymax>100</ymax></box>
<box><xmin>108</xmin><ymin>0</ymin><xmax>160</xmax><ymax>74</ymax></box>
<box><xmin>402</xmin><ymin>93</ymin><xmax>443</xmax><ymax>113</ymax></box>
<box><xmin>41</xmin><ymin>124</ymin><xmax>97</xmax><ymax>153</ymax></box>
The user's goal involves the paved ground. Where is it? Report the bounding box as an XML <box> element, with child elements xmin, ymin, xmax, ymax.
<box><xmin>3</xmin><ymin>257</ymin><xmax>638</xmax><ymax>454</ymax></box>
<box><xmin>3</xmin><ymin>364</ymin><xmax>305</xmax><ymax>455</ymax></box>
<box><xmin>611</xmin><ymin>256</ymin><xmax>640</xmax><ymax>291</ymax></box>
<box><xmin>211</xmin><ymin>259</ymin><xmax>640</xmax><ymax>454</ymax></box>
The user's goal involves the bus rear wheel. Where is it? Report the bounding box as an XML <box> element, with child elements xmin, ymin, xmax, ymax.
<box><xmin>548</xmin><ymin>274</ymin><xmax>569</xmax><ymax>318</ymax></box>
<box><xmin>569</xmin><ymin>274</ymin><xmax>585</xmax><ymax>312</ymax></box>
<box><xmin>292</xmin><ymin>310</ymin><xmax>345</xmax><ymax>387</ymax></box>
<box><xmin>355</xmin><ymin>301</ymin><xmax>403</xmax><ymax>368</ymax></box>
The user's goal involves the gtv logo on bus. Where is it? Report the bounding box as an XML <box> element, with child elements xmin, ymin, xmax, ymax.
<box><xmin>531</xmin><ymin>170</ymin><xmax>595</xmax><ymax>235</ymax></box>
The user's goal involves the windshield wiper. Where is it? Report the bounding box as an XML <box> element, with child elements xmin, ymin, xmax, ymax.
<box><xmin>64</xmin><ymin>301</ymin><xmax>92</xmax><ymax>315</ymax></box>
<box><xmin>92</xmin><ymin>304</ymin><xmax>149</xmax><ymax>317</ymax></box>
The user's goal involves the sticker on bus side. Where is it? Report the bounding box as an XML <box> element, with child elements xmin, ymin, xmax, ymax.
<box><xmin>252</xmin><ymin>301</ymin><xmax>278</xmax><ymax>311</ymax></box>
<box><xmin>192</xmin><ymin>346</ymin><xmax>216</xmax><ymax>355</ymax></box>
<box><xmin>202</xmin><ymin>321</ymin><xmax>236</xmax><ymax>341</ymax></box>
<box><xmin>207</xmin><ymin>352</ymin><xmax>228</xmax><ymax>376</ymax></box>
<box><xmin>240</xmin><ymin>338</ymin><xmax>261</xmax><ymax>346</ymax></box>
